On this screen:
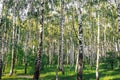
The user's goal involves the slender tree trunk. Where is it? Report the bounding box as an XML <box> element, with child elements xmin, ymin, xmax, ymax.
<box><xmin>96</xmin><ymin>1</ymin><xmax>100</xmax><ymax>80</ymax></box>
<box><xmin>58</xmin><ymin>40</ymin><xmax>60</xmax><ymax>67</ymax></box>
<box><xmin>117</xmin><ymin>3</ymin><xmax>120</xmax><ymax>68</ymax></box>
<box><xmin>75</xmin><ymin>0</ymin><xmax>83</xmax><ymax>79</ymax></box>
<box><xmin>24</xmin><ymin>24</ymin><xmax>29</xmax><ymax>74</ymax></box>
<box><xmin>77</xmin><ymin>21</ymin><xmax>83</xmax><ymax>80</ymax></box>
<box><xmin>56</xmin><ymin>69</ymin><xmax>58</xmax><ymax>80</ymax></box>
<box><xmin>24</xmin><ymin>40</ymin><xmax>28</xmax><ymax>74</ymax></box>
<box><xmin>58</xmin><ymin>0</ymin><xmax>64</xmax><ymax>75</ymax></box>
<box><xmin>33</xmin><ymin>0</ymin><xmax>44</xmax><ymax>80</ymax></box>
<box><xmin>17</xmin><ymin>26</ymin><xmax>20</xmax><ymax>44</ymax></box>
<box><xmin>2</xmin><ymin>2</ymin><xmax>8</xmax><ymax>72</ymax></box>
<box><xmin>103</xmin><ymin>20</ymin><xmax>106</xmax><ymax>57</ymax></box>
<box><xmin>0</xmin><ymin>0</ymin><xmax>4</xmax><ymax>77</ymax></box>
<box><xmin>1</xmin><ymin>26</ymin><xmax>5</xmax><ymax>72</ymax></box>
<box><xmin>70</xmin><ymin>37</ymin><xmax>74</xmax><ymax>69</ymax></box>
<box><xmin>9</xmin><ymin>1</ymin><xmax>17</xmax><ymax>76</ymax></box>
<box><xmin>49</xmin><ymin>42</ymin><xmax>52</xmax><ymax>65</ymax></box>
<box><xmin>24</xmin><ymin>59</ymin><xmax>27</xmax><ymax>74</ymax></box>
<box><xmin>66</xmin><ymin>39</ymin><xmax>69</xmax><ymax>65</ymax></box>
<box><xmin>75</xmin><ymin>53</ymin><xmax>79</xmax><ymax>72</ymax></box>
<box><xmin>0</xmin><ymin>0</ymin><xmax>4</xmax><ymax>79</ymax></box>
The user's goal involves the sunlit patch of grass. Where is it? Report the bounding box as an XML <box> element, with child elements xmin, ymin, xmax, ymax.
<box><xmin>40</xmin><ymin>71</ymin><xmax>56</xmax><ymax>78</ymax></box>
<box><xmin>101</xmin><ymin>76</ymin><xmax>113</xmax><ymax>80</ymax></box>
<box><xmin>100</xmin><ymin>71</ymin><xmax>120</xmax><ymax>80</ymax></box>
<box><xmin>2</xmin><ymin>74</ymin><xmax>17</xmax><ymax>78</ymax></box>
<box><xmin>2</xmin><ymin>74</ymin><xmax>32</xmax><ymax>80</ymax></box>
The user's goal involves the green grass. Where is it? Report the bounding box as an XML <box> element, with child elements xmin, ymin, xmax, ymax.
<box><xmin>2</xmin><ymin>64</ymin><xmax>120</xmax><ymax>80</ymax></box>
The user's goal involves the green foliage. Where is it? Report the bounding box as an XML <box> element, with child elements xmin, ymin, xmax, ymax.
<box><xmin>27</xmin><ymin>48</ymin><xmax>36</xmax><ymax>67</ymax></box>
<box><xmin>16</xmin><ymin>44</ymin><xmax>24</xmax><ymax>66</ymax></box>
<box><xmin>104</xmin><ymin>51</ymin><xmax>117</xmax><ymax>70</ymax></box>
<box><xmin>41</xmin><ymin>54</ymin><xmax>49</xmax><ymax>69</ymax></box>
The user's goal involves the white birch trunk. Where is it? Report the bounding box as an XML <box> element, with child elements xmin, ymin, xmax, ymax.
<box><xmin>96</xmin><ymin>0</ymin><xmax>100</xmax><ymax>80</ymax></box>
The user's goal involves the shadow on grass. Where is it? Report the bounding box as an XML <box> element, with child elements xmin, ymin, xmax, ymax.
<box><xmin>112</xmin><ymin>78</ymin><xmax>120</xmax><ymax>80</ymax></box>
<box><xmin>83</xmin><ymin>72</ymin><xmax>96</xmax><ymax>80</ymax></box>
<box><xmin>15</xmin><ymin>66</ymin><xmax>57</xmax><ymax>76</ymax></box>
<box><xmin>40</xmin><ymin>71</ymin><xmax>96</xmax><ymax>80</ymax></box>
<box><xmin>100</xmin><ymin>68</ymin><xmax>120</xmax><ymax>76</ymax></box>
<box><xmin>41</xmin><ymin>74</ymin><xmax>76</xmax><ymax>80</ymax></box>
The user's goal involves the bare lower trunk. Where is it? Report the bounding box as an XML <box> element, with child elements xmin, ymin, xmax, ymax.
<box><xmin>75</xmin><ymin>54</ymin><xmax>79</xmax><ymax>72</ymax></box>
<box><xmin>66</xmin><ymin>40</ymin><xmax>69</xmax><ymax>65</ymax></box>
<box><xmin>0</xmin><ymin>59</ymin><xmax>2</xmax><ymax>79</ymax></box>
<box><xmin>49</xmin><ymin>42</ymin><xmax>52</xmax><ymax>65</ymax></box>
<box><xmin>24</xmin><ymin>62</ymin><xmax>27</xmax><ymax>74</ymax></box>
<box><xmin>56</xmin><ymin>69</ymin><xmax>58</xmax><ymax>80</ymax></box>
<box><xmin>9</xmin><ymin>48</ymin><xmax>15</xmax><ymax>76</ymax></box>
<box><xmin>70</xmin><ymin>37</ymin><xmax>74</xmax><ymax>69</ymax></box>
<box><xmin>33</xmin><ymin>58</ymin><xmax>41</xmax><ymax>80</ymax></box>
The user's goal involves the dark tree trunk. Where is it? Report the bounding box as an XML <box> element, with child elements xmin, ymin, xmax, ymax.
<box><xmin>24</xmin><ymin>62</ymin><xmax>27</xmax><ymax>74</ymax></box>
<box><xmin>0</xmin><ymin>59</ymin><xmax>2</xmax><ymax>79</ymax></box>
<box><xmin>111</xmin><ymin>61</ymin><xmax>113</xmax><ymax>70</ymax></box>
<box><xmin>77</xmin><ymin>23</ymin><xmax>83</xmax><ymax>80</ymax></box>
<box><xmin>33</xmin><ymin>0</ymin><xmax>44</xmax><ymax>80</ymax></box>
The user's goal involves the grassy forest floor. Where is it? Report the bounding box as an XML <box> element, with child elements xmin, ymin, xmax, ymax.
<box><xmin>2</xmin><ymin>64</ymin><xmax>120</xmax><ymax>80</ymax></box>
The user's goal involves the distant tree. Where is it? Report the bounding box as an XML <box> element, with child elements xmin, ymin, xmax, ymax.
<box><xmin>105</xmin><ymin>51</ymin><xmax>117</xmax><ymax>70</ymax></box>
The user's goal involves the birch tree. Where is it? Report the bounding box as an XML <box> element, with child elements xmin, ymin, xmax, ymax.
<box><xmin>9</xmin><ymin>0</ymin><xmax>18</xmax><ymax>76</ymax></box>
<box><xmin>96</xmin><ymin>0</ymin><xmax>100</xmax><ymax>80</ymax></box>
<box><xmin>59</xmin><ymin>0</ymin><xmax>64</xmax><ymax>74</ymax></box>
<box><xmin>24</xmin><ymin>22</ymin><xmax>29</xmax><ymax>74</ymax></box>
<box><xmin>75</xmin><ymin>0</ymin><xmax>83</xmax><ymax>80</ymax></box>
<box><xmin>33</xmin><ymin>0</ymin><xmax>44</xmax><ymax>79</ymax></box>
<box><xmin>0</xmin><ymin>0</ymin><xmax>4</xmax><ymax>79</ymax></box>
<box><xmin>117</xmin><ymin>0</ymin><xmax>120</xmax><ymax>68</ymax></box>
